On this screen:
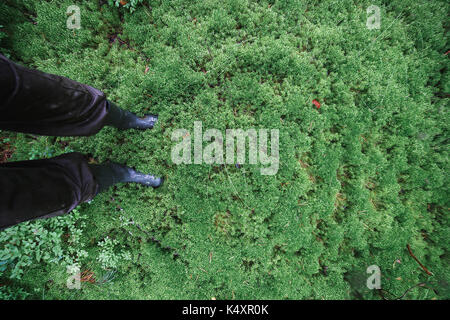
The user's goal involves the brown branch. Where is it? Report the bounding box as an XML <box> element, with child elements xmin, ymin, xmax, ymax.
<box><xmin>377</xmin><ymin>283</ymin><xmax>433</xmax><ymax>300</ymax></box>
<box><xmin>407</xmin><ymin>244</ymin><xmax>433</xmax><ymax>276</ymax></box>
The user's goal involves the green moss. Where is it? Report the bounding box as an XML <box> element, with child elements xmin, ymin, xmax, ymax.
<box><xmin>0</xmin><ymin>0</ymin><xmax>448</xmax><ymax>299</ymax></box>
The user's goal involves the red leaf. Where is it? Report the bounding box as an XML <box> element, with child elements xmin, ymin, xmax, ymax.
<box><xmin>312</xmin><ymin>99</ymin><xmax>321</xmax><ymax>109</ymax></box>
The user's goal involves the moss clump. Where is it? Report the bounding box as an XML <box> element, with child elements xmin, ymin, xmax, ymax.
<box><xmin>0</xmin><ymin>0</ymin><xmax>448</xmax><ymax>299</ymax></box>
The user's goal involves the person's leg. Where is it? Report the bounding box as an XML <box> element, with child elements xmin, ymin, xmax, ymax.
<box><xmin>0</xmin><ymin>54</ymin><xmax>108</xmax><ymax>136</ymax></box>
<box><xmin>0</xmin><ymin>54</ymin><xmax>158</xmax><ymax>136</ymax></box>
<box><xmin>0</xmin><ymin>152</ymin><xmax>163</xmax><ymax>231</ymax></box>
<box><xmin>0</xmin><ymin>152</ymin><xmax>97</xmax><ymax>230</ymax></box>
<box><xmin>0</xmin><ymin>55</ymin><xmax>165</xmax><ymax>230</ymax></box>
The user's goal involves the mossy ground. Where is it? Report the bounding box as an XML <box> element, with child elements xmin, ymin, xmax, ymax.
<box><xmin>0</xmin><ymin>0</ymin><xmax>448</xmax><ymax>299</ymax></box>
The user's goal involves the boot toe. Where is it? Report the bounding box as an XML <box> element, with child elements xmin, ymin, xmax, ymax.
<box><xmin>155</xmin><ymin>177</ymin><xmax>164</xmax><ymax>188</ymax></box>
<box><xmin>141</xmin><ymin>114</ymin><xmax>158</xmax><ymax>128</ymax></box>
<box><xmin>143</xmin><ymin>176</ymin><xmax>163</xmax><ymax>188</ymax></box>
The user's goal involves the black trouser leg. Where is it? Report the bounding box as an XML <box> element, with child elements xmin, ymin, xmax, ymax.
<box><xmin>0</xmin><ymin>54</ymin><xmax>109</xmax><ymax>136</ymax></box>
<box><xmin>0</xmin><ymin>152</ymin><xmax>98</xmax><ymax>230</ymax></box>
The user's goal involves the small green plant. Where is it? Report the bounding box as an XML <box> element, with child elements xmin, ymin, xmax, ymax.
<box><xmin>0</xmin><ymin>209</ymin><xmax>88</xmax><ymax>279</ymax></box>
<box><xmin>97</xmin><ymin>236</ymin><xmax>131</xmax><ymax>270</ymax></box>
<box><xmin>0</xmin><ymin>286</ymin><xmax>30</xmax><ymax>300</ymax></box>
<box><xmin>108</xmin><ymin>0</ymin><xmax>144</xmax><ymax>13</ymax></box>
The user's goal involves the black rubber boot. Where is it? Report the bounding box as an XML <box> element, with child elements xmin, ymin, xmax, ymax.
<box><xmin>104</xmin><ymin>101</ymin><xmax>158</xmax><ymax>130</ymax></box>
<box><xmin>88</xmin><ymin>162</ymin><xmax>164</xmax><ymax>194</ymax></box>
